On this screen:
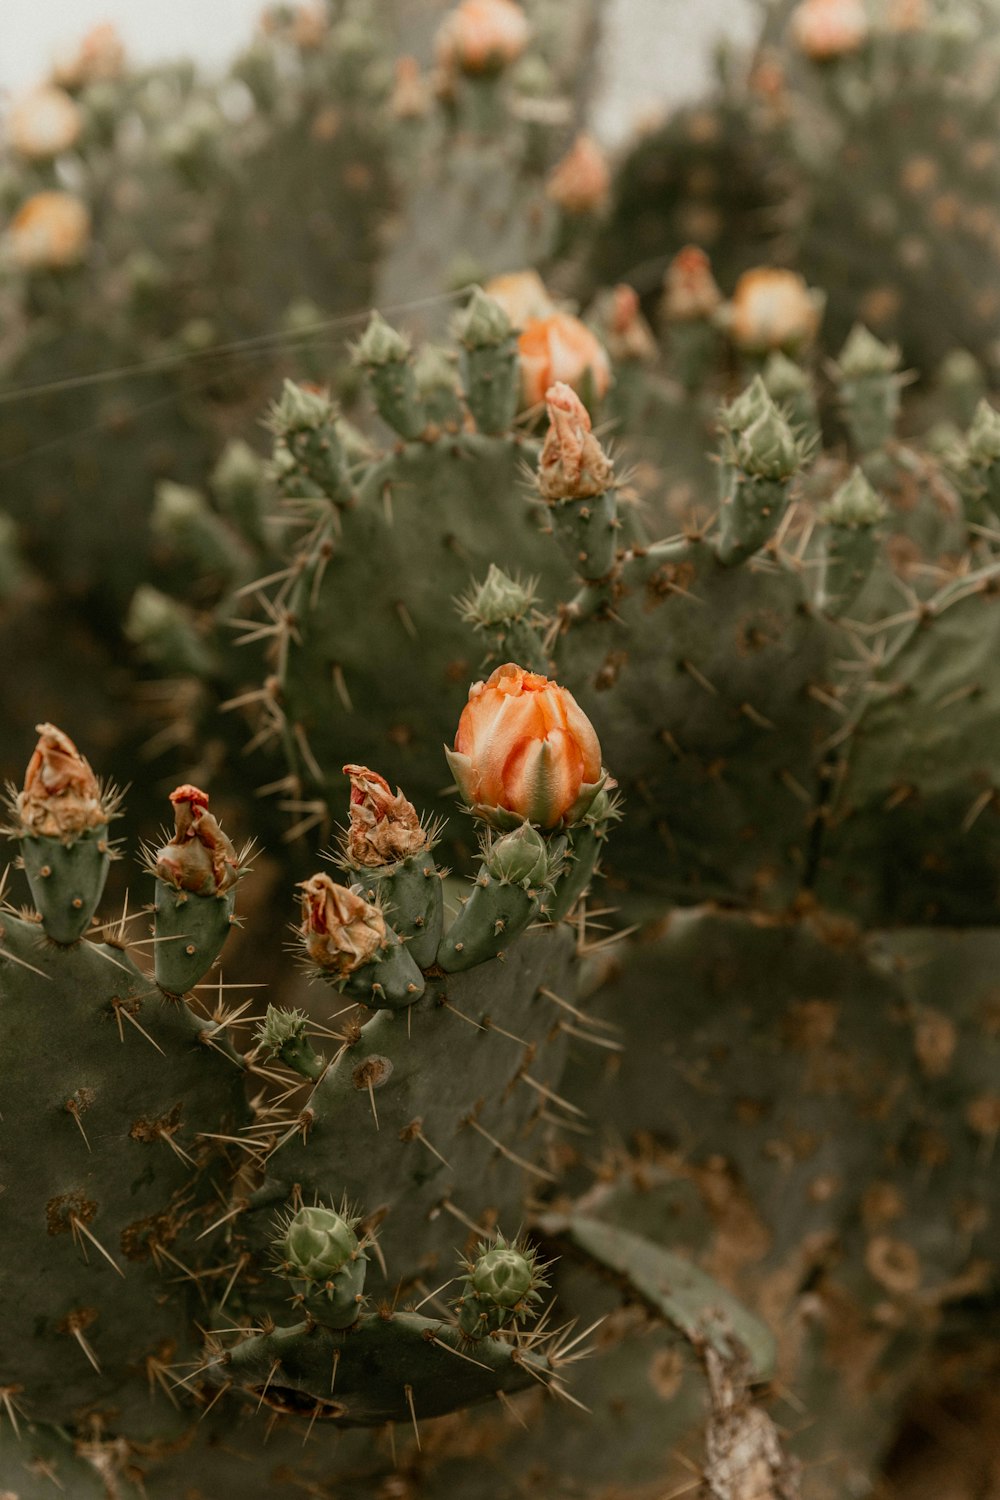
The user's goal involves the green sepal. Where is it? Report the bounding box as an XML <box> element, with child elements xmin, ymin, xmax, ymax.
<box><xmin>20</xmin><ymin>826</ymin><xmax>110</xmax><ymax>945</ymax></box>
<box><xmin>716</xmin><ymin>474</ymin><xmax>791</xmax><ymax>565</ymax></box>
<box><xmin>345</xmin><ymin>851</ymin><xmax>443</xmax><ymax>969</ymax></box>
<box><xmin>460</xmin><ymin>340</ymin><xmax>520</xmax><ymax>436</ymax></box>
<box><xmin>153</xmin><ymin>879</ymin><xmax>237</xmax><ymax>994</ymax></box>
<box><xmin>436</xmin><ymin>871</ymin><xmax>538</xmax><ymax>973</ymax></box>
<box><xmin>548</xmin><ymin>489</ymin><xmax>618</xmax><ymax>580</ymax></box>
<box><xmin>341</xmin><ymin>927</ymin><xmax>425</xmax><ymax>1009</ymax></box>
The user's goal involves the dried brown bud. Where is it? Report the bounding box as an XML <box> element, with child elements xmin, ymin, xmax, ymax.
<box><xmin>17</xmin><ymin>724</ymin><xmax>106</xmax><ymax>838</ymax></box>
<box><xmin>538</xmin><ymin>382</ymin><xmax>614</xmax><ymax>502</ymax></box>
<box><xmin>298</xmin><ymin>874</ymin><xmax>386</xmax><ymax>976</ymax></box>
<box><xmin>154</xmin><ymin>785</ymin><xmax>238</xmax><ymax>895</ymax></box>
<box><xmin>342</xmin><ymin>764</ymin><xmax>428</xmax><ymax>867</ymax></box>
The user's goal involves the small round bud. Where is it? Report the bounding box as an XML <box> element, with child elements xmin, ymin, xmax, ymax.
<box><xmin>484</xmin><ymin>823</ymin><xmax>549</xmax><ymax>885</ymax></box>
<box><xmin>836</xmin><ymin>324</ymin><xmax>902</xmax><ymax>379</ymax></box>
<box><xmin>720</xmin><ymin>375</ymin><xmax>772</xmax><ymax>434</ymax></box>
<box><xmin>459</xmin><ymin>564</ymin><xmax>537</xmax><ymax>627</ymax></box>
<box><xmin>823</xmin><ymin>468</ymin><xmax>887</xmax><ymax>528</ymax></box>
<box><xmin>283</xmin><ymin>1206</ymin><xmax>359</xmax><ymax>1281</ymax></box>
<box><xmin>736</xmin><ymin>406</ymin><xmax>802</xmax><ymax>482</ymax></box>
<box><xmin>267</xmin><ymin>379</ymin><xmax>334</xmax><ymax>436</ymax></box>
<box><xmin>351</xmin><ymin>311</ymin><xmax>411</xmax><ymax>368</ymax></box>
<box><xmin>456</xmin><ymin>287</ymin><xmax>515</xmax><ymax>348</ymax></box>
<box><xmin>471</xmin><ymin>1244</ymin><xmax>534</xmax><ymax>1306</ymax></box>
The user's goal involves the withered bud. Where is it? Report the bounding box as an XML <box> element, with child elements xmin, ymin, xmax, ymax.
<box><xmin>298</xmin><ymin>874</ymin><xmax>386</xmax><ymax>976</ymax></box>
<box><xmin>342</xmin><ymin>764</ymin><xmax>428</xmax><ymax>867</ymax></box>
<box><xmin>537</xmin><ymin>382</ymin><xmax>614</xmax><ymax>502</ymax></box>
<box><xmin>154</xmin><ymin>785</ymin><xmax>239</xmax><ymax>895</ymax></box>
<box><xmin>17</xmin><ymin>723</ymin><xmax>107</xmax><ymax>838</ymax></box>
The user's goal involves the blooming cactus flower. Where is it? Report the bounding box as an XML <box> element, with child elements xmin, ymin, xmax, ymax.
<box><xmin>447</xmin><ymin>663</ymin><xmax>606</xmax><ymax>828</ymax></box>
<box><xmin>299</xmin><ymin>874</ymin><xmax>387</xmax><ymax>976</ymax></box>
<box><xmin>342</xmin><ymin>764</ymin><xmax>428</xmax><ymax>867</ymax></box>
<box><xmin>662</xmin><ymin>246</ymin><xmax>723</xmax><ymax>323</ymax></box>
<box><xmin>7</xmin><ymin>86</ymin><xmax>82</xmax><ymax>161</ymax></box>
<box><xmin>790</xmin><ymin>0</ymin><xmax>869</xmax><ymax>60</ymax></box>
<box><xmin>546</xmin><ymin>133</ymin><xmax>611</xmax><ymax>216</ymax></box>
<box><xmin>517</xmin><ymin>312</ymin><xmax>611</xmax><ymax>411</ymax></box>
<box><xmin>538</xmin><ymin>382</ymin><xmax>614</xmax><ymax>502</ymax></box>
<box><xmin>52</xmin><ymin>23</ymin><xmax>126</xmax><ymax>89</ymax></box>
<box><xmin>726</xmin><ymin>268</ymin><xmax>824</xmax><ymax>353</ymax></box>
<box><xmin>7</xmin><ymin>192</ymin><xmax>90</xmax><ymax>270</ymax></box>
<box><xmin>154</xmin><ymin>785</ymin><xmax>239</xmax><ymax>895</ymax></box>
<box><xmin>435</xmin><ymin>0</ymin><xmax>530</xmax><ymax>75</ymax></box>
<box><xmin>17</xmin><ymin>723</ymin><xmax>106</xmax><ymax>838</ymax></box>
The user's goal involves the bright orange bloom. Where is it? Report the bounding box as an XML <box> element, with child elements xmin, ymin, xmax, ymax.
<box><xmin>17</xmin><ymin>723</ymin><xmax>106</xmax><ymax>838</ymax></box>
<box><xmin>8</xmin><ymin>192</ymin><xmax>90</xmax><ymax>270</ymax></box>
<box><xmin>298</xmin><ymin>874</ymin><xmax>386</xmax><ymax>976</ymax></box>
<box><xmin>546</xmin><ymin>133</ymin><xmax>610</xmax><ymax>215</ymax></box>
<box><xmin>155</xmin><ymin>786</ymin><xmax>239</xmax><ymax>895</ymax></box>
<box><xmin>447</xmin><ymin>663</ymin><xmax>605</xmax><ymax>828</ymax></box>
<box><xmin>727</xmin><ymin>268</ymin><xmax>823</xmax><ymax>352</ymax></box>
<box><xmin>517</xmin><ymin>313</ymin><xmax>611</xmax><ymax>410</ymax></box>
<box><xmin>435</xmin><ymin>0</ymin><xmax>530</xmax><ymax>74</ymax></box>
<box><xmin>790</xmin><ymin>0</ymin><xmax>869</xmax><ymax>61</ymax></box>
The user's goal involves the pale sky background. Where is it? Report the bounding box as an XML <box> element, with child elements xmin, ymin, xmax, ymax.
<box><xmin>0</xmin><ymin>0</ymin><xmax>755</xmax><ymax>145</ymax></box>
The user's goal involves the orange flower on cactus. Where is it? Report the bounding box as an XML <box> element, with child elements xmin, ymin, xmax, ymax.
<box><xmin>298</xmin><ymin>874</ymin><xmax>386</xmax><ymax>976</ymax></box>
<box><xmin>53</xmin><ymin>23</ymin><xmax>126</xmax><ymax>89</ymax></box>
<box><xmin>484</xmin><ymin>269</ymin><xmax>556</xmax><ymax>327</ymax></box>
<box><xmin>518</xmin><ymin>312</ymin><xmax>611</xmax><ymax>411</ymax></box>
<box><xmin>342</xmin><ymin>764</ymin><xmax>428</xmax><ymax>867</ymax></box>
<box><xmin>447</xmin><ymin>663</ymin><xmax>606</xmax><ymax>828</ymax></box>
<box><xmin>7</xmin><ymin>86</ymin><xmax>82</xmax><ymax>161</ymax></box>
<box><xmin>546</xmin><ymin>133</ymin><xmax>611</xmax><ymax>216</ymax></box>
<box><xmin>436</xmin><ymin>0</ymin><xmax>530</xmax><ymax>74</ymax></box>
<box><xmin>727</xmin><ymin>268</ymin><xmax>824</xmax><ymax>352</ymax></box>
<box><xmin>17</xmin><ymin>723</ymin><xmax>106</xmax><ymax>838</ymax></box>
<box><xmin>662</xmin><ymin>246</ymin><xmax>723</xmax><ymax>323</ymax></box>
<box><xmin>790</xmin><ymin>0</ymin><xmax>869</xmax><ymax>61</ymax></box>
<box><xmin>7</xmin><ymin>192</ymin><xmax>90</xmax><ymax>270</ymax></box>
<box><xmin>154</xmin><ymin>785</ymin><xmax>239</xmax><ymax>895</ymax></box>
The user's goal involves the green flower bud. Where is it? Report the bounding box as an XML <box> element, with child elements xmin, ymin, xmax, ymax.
<box><xmin>965</xmin><ymin>399</ymin><xmax>1000</xmax><ymax>466</ymax></box>
<box><xmin>836</xmin><ymin>324</ymin><xmax>901</xmax><ymax>379</ymax></box>
<box><xmin>484</xmin><ymin>823</ymin><xmax>550</xmax><ymax>886</ymax></box>
<box><xmin>212</xmin><ymin>439</ymin><xmax>264</xmax><ymax>498</ymax></box>
<box><xmin>471</xmin><ymin>1244</ymin><xmax>534</xmax><ymax>1307</ymax></box>
<box><xmin>736</xmin><ymin>406</ymin><xmax>801</xmax><ymax>481</ymax></box>
<box><xmin>268</xmin><ymin>378</ymin><xmax>333</xmax><ymax>436</ymax></box>
<box><xmin>456</xmin><ymin>287</ymin><xmax>514</xmax><ymax>349</ymax></box>
<box><xmin>822</xmin><ymin>467</ymin><xmax>887</xmax><ymax>527</ymax></box>
<box><xmin>719</xmin><ymin>375</ymin><xmax>772</xmax><ymax>436</ymax></box>
<box><xmin>455</xmin><ymin>1233</ymin><xmax>547</xmax><ymax>1339</ymax></box>
<box><xmin>762</xmin><ymin>351</ymin><xmax>811</xmax><ymax>405</ymax></box>
<box><xmin>152</xmin><ymin>480</ymin><xmax>206</xmax><ymax>534</ymax></box>
<box><xmin>459</xmin><ymin>564</ymin><xmax>537</xmax><ymax>627</ymax></box>
<box><xmin>351</xmin><ymin>310</ymin><xmax>411</xmax><ymax>368</ymax></box>
<box><xmin>283</xmin><ymin>1205</ymin><xmax>359</xmax><ymax>1282</ymax></box>
<box><xmin>414</xmin><ymin>344</ymin><xmax>460</xmax><ymax>397</ymax></box>
<box><xmin>257</xmin><ymin>1004</ymin><xmax>309</xmax><ymax>1054</ymax></box>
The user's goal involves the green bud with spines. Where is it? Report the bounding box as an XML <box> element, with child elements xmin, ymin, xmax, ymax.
<box><xmin>278</xmin><ymin>1204</ymin><xmax>368</xmax><ymax>1329</ymax></box>
<box><xmin>455</xmin><ymin>1233</ymin><xmax>547</xmax><ymax>1340</ymax></box>
<box><xmin>484</xmin><ymin>822</ymin><xmax>550</xmax><ymax>886</ymax></box>
<box><xmin>457</xmin><ymin>289</ymin><xmax>520</xmax><ymax>436</ymax></box>
<box><xmin>950</xmin><ymin>399</ymin><xmax>1000</xmax><ymax>524</ymax></box>
<box><xmin>965</xmin><ymin>399</ymin><xmax>1000</xmax><ymax>467</ymax></box>
<box><xmin>835</xmin><ymin>326</ymin><xmax>904</xmax><ymax>455</ymax></box>
<box><xmin>351</xmin><ymin>311</ymin><xmax>411</xmax><ymax>369</ymax></box>
<box><xmin>124</xmin><ymin>585</ymin><xmax>216</xmax><ymax>675</ymax></box>
<box><xmin>257</xmin><ymin>1005</ymin><xmax>326</xmax><ymax>1081</ymax></box>
<box><xmin>459</xmin><ymin>564</ymin><xmax>537</xmax><ymax>628</ymax></box>
<box><xmin>836</xmin><ymin>324</ymin><xmax>902</xmax><ymax>380</ymax></box>
<box><xmin>819</xmin><ymin>468</ymin><xmax>887</xmax><ymax>616</ymax></box>
<box><xmin>719</xmin><ymin>375</ymin><xmax>772</xmax><ymax>436</ymax></box>
<box><xmin>457</xmin><ymin>288</ymin><xmax>515</xmax><ymax>348</ymax></box>
<box><xmin>211</xmin><ymin>438</ymin><xmax>268</xmax><ymax>547</ymax></box>
<box><xmin>736</xmin><ymin>405</ymin><xmax>801</xmax><ymax>482</ymax></box>
<box><xmin>268</xmin><ymin>380</ymin><xmax>351</xmax><ymax>502</ymax></box>
<box><xmin>352</xmin><ymin>313</ymin><xmax>425</xmax><ymax>440</ymax></box>
<box><xmin>762</xmin><ymin>351</ymin><xmax>820</xmax><ymax>441</ymax></box>
<box><xmin>268</xmin><ymin>378</ymin><xmax>333</xmax><ymax>436</ymax></box>
<box><xmin>822</xmin><ymin>467</ymin><xmax>887</xmax><ymax>529</ymax></box>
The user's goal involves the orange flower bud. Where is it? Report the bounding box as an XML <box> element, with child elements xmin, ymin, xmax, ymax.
<box><xmin>483</xmin><ymin>269</ymin><xmax>556</xmax><ymax>327</ymax></box>
<box><xmin>53</xmin><ymin>23</ymin><xmax>126</xmax><ymax>89</ymax></box>
<box><xmin>447</xmin><ymin>663</ymin><xmax>605</xmax><ymax>828</ymax></box>
<box><xmin>8</xmin><ymin>192</ymin><xmax>90</xmax><ymax>270</ymax></box>
<box><xmin>546</xmin><ymin>133</ymin><xmax>610</xmax><ymax>216</ymax></box>
<box><xmin>391</xmin><ymin>56</ymin><xmax>431</xmax><ymax>120</ymax></box>
<box><xmin>790</xmin><ymin>0</ymin><xmax>869</xmax><ymax>61</ymax></box>
<box><xmin>517</xmin><ymin>313</ymin><xmax>611</xmax><ymax>411</ymax></box>
<box><xmin>538</xmin><ymin>382</ymin><xmax>614</xmax><ymax>502</ymax></box>
<box><xmin>154</xmin><ymin>785</ymin><xmax>239</xmax><ymax>895</ymax></box>
<box><xmin>17</xmin><ymin>724</ymin><xmax>107</xmax><ymax>838</ymax></box>
<box><xmin>298</xmin><ymin>874</ymin><xmax>386</xmax><ymax>976</ymax></box>
<box><xmin>7</xmin><ymin>86</ymin><xmax>83</xmax><ymax>161</ymax></box>
<box><xmin>435</xmin><ymin>0</ymin><xmax>530</xmax><ymax>75</ymax></box>
<box><xmin>726</xmin><ymin>268</ymin><xmax>824</xmax><ymax>353</ymax></box>
<box><xmin>595</xmin><ymin>283</ymin><xmax>658</xmax><ymax>363</ymax></box>
<box><xmin>342</xmin><ymin>764</ymin><xmax>428</xmax><ymax>867</ymax></box>
<box><xmin>662</xmin><ymin>246</ymin><xmax>723</xmax><ymax>323</ymax></box>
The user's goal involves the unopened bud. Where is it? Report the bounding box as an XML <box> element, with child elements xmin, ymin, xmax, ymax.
<box><xmin>823</xmin><ymin>468</ymin><xmax>887</xmax><ymax>527</ymax></box>
<box><xmin>351</xmin><ymin>310</ymin><xmax>411</xmax><ymax>367</ymax></box>
<box><xmin>484</xmin><ymin>823</ymin><xmax>549</xmax><ymax>885</ymax></box>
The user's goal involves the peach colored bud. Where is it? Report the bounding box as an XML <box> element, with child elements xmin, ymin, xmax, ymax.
<box><xmin>597</xmin><ymin>283</ymin><xmax>658</xmax><ymax>363</ymax></box>
<box><xmin>662</xmin><ymin>246</ymin><xmax>723</xmax><ymax>323</ymax></box>
<box><xmin>546</xmin><ymin>133</ymin><xmax>610</xmax><ymax>216</ymax></box>
<box><xmin>538</xmin><ymin>383</ymin><xmax>614</xmax><ymax>502</ymax></box>
<box><xmin>435</xmin><ymin>0</ymin><xmax>530</xmax><ymax>75</ymax></box>
<box><xmin>447</xmin><ymin>663</ymin><xmax>605</xmax><ymax>828</ymax></box>
<box><xmin>483</xmin><ymin>269</ymin><xmax>556</xmax><ymax>327</ymax></box>
<box><xmin>727</xmin><ymin>268</ymin><xmax>824</xmax><ymax>353</ymax></box>
<box><xmin>790</xmin><ymin>0</ymin><xmax>869</xmax><ymax>60</ymax></box>
<box><xmin>517</xmin><ymin>313</ymin><xmax>611</xmax><ymax>411</ymax></box>
<box><xmin>155</xmin><ymin>786</ymin><xmax>239</xmax><ymax>895</ymax></box>
<box><xmin>53</xmin><ymin>23</ymin><xmax>126</xmax><ymax>89</ymax></box>
<box><xmin>17</xmin><ymin>724</ymin><xmax>106</xmax><ymax>838</ymax></box>
<box><xmin>342</xmin><ymin>764</ymin><xmax>428</xmax><ymax>867</ymax></box>
<box><xmin>292</xmin><ymin>3</ymin><xmax>327</xmax><ymax>49</ymax></box>
<box><xmin>8</xmin><ymin>192</ymin><xmax>90</xmax><ymax>271</ymax></box>
<box><xmin>7</xmin><ymin>86</ymin><xmax>83</xmax><ymax>160</ymax></box>
<box><xmin>391</xmin><ymin>56</ymin><xmax>431</xmax><ymax>120</ymax></box>
<box><xmin>298</xmin><ymin>874</ymin><xmax>386</xmax><ymax>976</ymax></box>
